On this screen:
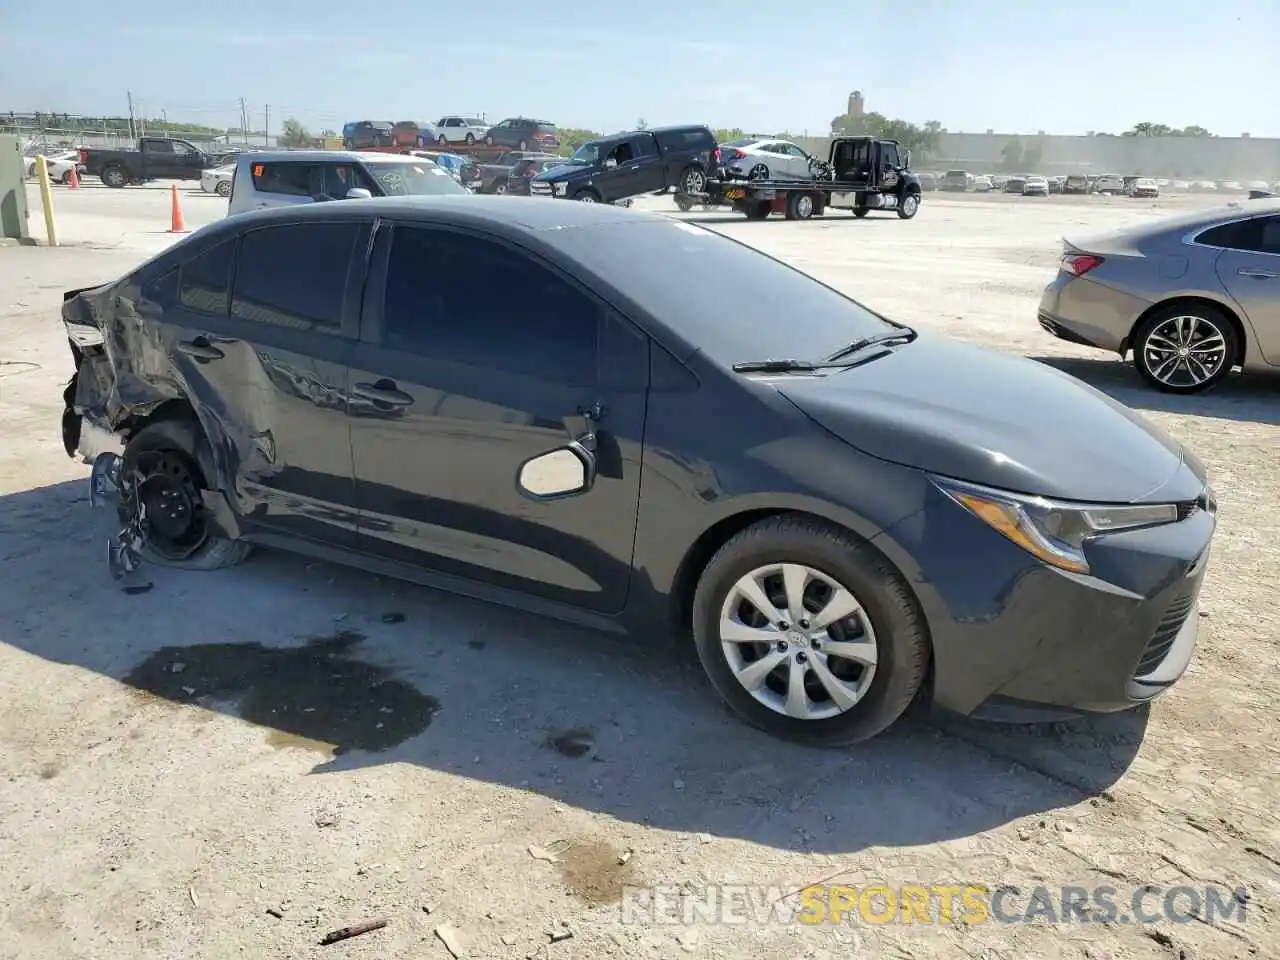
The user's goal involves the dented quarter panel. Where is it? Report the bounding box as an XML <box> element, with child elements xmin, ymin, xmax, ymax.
<box><xmin>62</xmin><ymin>222</ymin><xmax>365</xmax><ymax>548</ymax></box>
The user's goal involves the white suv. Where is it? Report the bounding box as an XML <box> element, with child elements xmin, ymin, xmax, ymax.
<box><xmin>227</xmin><ymin>151</ymin><xmax>467</xmax><ymax>217</ymax></box>
<box><xmin>434</xmin><ymin>117</ymin><xmax>490</xmax><ymax>145</ymax></box>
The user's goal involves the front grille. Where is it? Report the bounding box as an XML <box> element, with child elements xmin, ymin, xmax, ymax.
<box><xmin>530</xmin><ymin>182</ymin><xmax>553</xmax><ymax>197</ymax></box>
<box><xmin>1134</xmin><ymin>595</ymin><xmax>1194</xmax><ymax>677</ymax></box>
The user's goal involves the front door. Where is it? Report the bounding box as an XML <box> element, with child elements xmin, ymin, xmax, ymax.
<box><xmin>1214</xmin><ymin>214</ymin><xmax>1280</xmax><ymax>364</ymax></box>
<box><xmin>878</xmin><ymin>142</ymin><xmax>901</xmax><ymax>191</ymax></box>
<box><xmin>158</xmin><ymin>220</ymin><xmax>366</xmax><ymax>544</ymax></box>
<box><xmin>348</xmin><ymin>221</ymin><xmax>649</xmax><ymax>613</ymax></box>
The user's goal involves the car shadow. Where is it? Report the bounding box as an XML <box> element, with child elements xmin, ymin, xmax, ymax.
<box><xmin>1</xmin><ymin>477</ymin><xmax>1147</xmax><ymax>855</ymax></box>
<box><xmin>1028</xmin><ymin>354</ymin><xmax>1280</xmax><ymax>426</ymax></box>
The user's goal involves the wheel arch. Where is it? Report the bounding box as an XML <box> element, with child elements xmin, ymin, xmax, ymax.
<box><xmin>666</xmin><ymin>507</ymin><xmax>931</xmax><ymax>654</ymax></box>
<box><xmin>1123</xmin><ymin>295</ymin><xmax>1248</xmax><ymax>366</ymax></box>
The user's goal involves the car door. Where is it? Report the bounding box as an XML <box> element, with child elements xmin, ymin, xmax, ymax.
<box><xmin>878</xmin><ymin>142</ymin><xmax>901</xmax><ymax>191</ymax></box>
<box><xmin>248</xmin><ymin>160</ymin><xmax>318</xmax><ymax>210</ymax></box>
<box><xmin>629</xmin><ymin>135</ymin><xmax>665</xmax><ymax>193</ymax></box>
<box><xmin>140</xmin><ymin>138</ymin><xmax>175</xmax><ymax>178</ymax></box>
<box><xmin>489</xmin><ymin>119</ymin><xmax>513</xmax><ymax>146</ymax></box>
<box><xmin>600</xmin><ymin>140</ymin><xmax>641</xmax><ymax>201</ymax></box>
<box><xmin>348</xmin><ymin>220</ymin><xmax>650</xmax><ymax>614</ymax></box>
<box><xmin>1212</xmin><ymin>214</ymin><xmax>1280</xmax><ymax>364</ymax></box>
<box><xmin>155</xmin><ymin>219</ymin><xmax>366</xmax><ymax>544</ymax></box>
<box><xmin>169</xmin><ymin>141</ymin><xmax>204</xmax><ymax>178</ymax></box>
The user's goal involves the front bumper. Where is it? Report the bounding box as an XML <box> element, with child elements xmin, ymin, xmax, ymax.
<box><xmin>876</xmin><ymin>481</ymin><xmax>1216</xmax><ymax>721</ymax></box>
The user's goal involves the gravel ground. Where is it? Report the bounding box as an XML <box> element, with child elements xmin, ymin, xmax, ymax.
<box><xmin>1</xmin><ymin>183</ymin><xmax>1277</xmax><ymax>960</ymax></box>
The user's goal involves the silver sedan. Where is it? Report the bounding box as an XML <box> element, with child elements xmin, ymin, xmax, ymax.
<box><xmin>1038</xmin><ymin>200</ymin><xmax>1280</xmax><ymax>393</ymax></box>
<box><xmin>719</xmin><ymin>138</ymin><xmax>818</xmax><ymax>181</ymax></box>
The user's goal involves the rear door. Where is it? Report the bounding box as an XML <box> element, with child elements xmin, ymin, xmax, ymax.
<box><xmin>159</xmin><ymin>219</ymin><xmax>367</xmax><ymax>543</ymax></box>
<box><xmin>347</xmin><ymin>220</ymin><xmax>650</xmax><ymax>613</ymax></box>
<box><xmin>247</xmin><ymin>160</ymin><xmax>319</xmax><ymax>210</ymax></box>
<box><xmin>1211</xmin><ymin>214</ymin><xmax>1280</xmax><ymax>364</ymax></box>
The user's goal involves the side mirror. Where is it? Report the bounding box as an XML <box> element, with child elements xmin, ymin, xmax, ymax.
<box><xmin>345</xmin><ymin>187</ymin><xmax>373</xmax><ymax>200</ymax></box>
<box><xmin>517</xmin><ymin>443</ymin><xmax>596</xmax><ymax>499</ymax></box>
<box><xmin>904</xmin><ymin>150</ymin><xmax>912</xmax><ymax>169</ymax></box>
<box><xmin>604</xmin><ymin>158</ymin><xmax>617</xmax><ymax>170</ymax></box>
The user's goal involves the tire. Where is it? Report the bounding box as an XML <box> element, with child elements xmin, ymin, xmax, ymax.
<box><xmin>101</xmin><ymin>165</ymin><xmax>127</xmax><ymax>188</ymax></box>
<box><xmin>518</xmin><ymin>140</ymin><xmax>528</xmax><ymax>151</ymax></box>
<box><xmin>572</xmin><ymin>188</ymin><xmax>601</xmax><ymax>203</ymax></box>
<box><xmin>492</xmin><ymin>179</ymin><xmax>508</xmax><ymax>195</ymax></box>
<box><xmin>785</xmin><ymin>191</ymin><xmax>816</xmax><ymax>221</ymax></box>
<box><xmin>121</xmin><ymin>419</ymin><xmax>252</xmax><ymax>571</ymax></box>
<box><xmin>744</xmin><ymin>200</ymin><xmax>771</xmax><ymax>220</ymax></box>
<box><xmin>484</xmin><ymin>134</ymin><xmax>494</xmax><ymax>146</ymax></box>
<box><xmin>214</xmin><ymin>180</ymin><xmax>231</xmax><ymax>197</ymax></box>
<box><xmin>897</xmin><ymin>191</ymin><xmax>921</xmax><ymax>219</ymax></box>
<box><xmin>1132</xmin><ymin>303</ymin><xmax>1237</xmax><ymax>394</ymax></box>
<box><xmin>691</xmin><ymin>515</ymin><xmax>928</xmax><ymax>747</ymax></box>
<box><xmin>437</xmin><ymin>134</ymin><xmax>448</xmax><ymax>145</ymax></box>
<box><xmin>747</xmin><ymin>162</ymin><xmax>770</xmax><ymax>182</ymax></box>
<box><xmin>60</xmin><ymin>170</ymin><xmax>74</xmax><ymax>185</ymax></box>
<box><xmin>674</xmin><ymin>195</ymin><xmax>695</xmax><ymax>212</ymax></box>
<box><xmin>464</xmin><ymin>133</ymin><xmax>475</xmax><ymax>144</ymax></box>
<box><xmin>679</xmin><ymin>165</ymin><xmax>707</xmax><ymax>195</ymax></box>
<box><xmin>852</xmin><ymin>207</ymin><xmax>870</xmax><ymax>218</ymax></box>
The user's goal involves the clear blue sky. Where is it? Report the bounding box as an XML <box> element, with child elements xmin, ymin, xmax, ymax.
<box><xmin>3</xmin><ymin>0</ymin><xmax>1276</xmax><ymax>137</ymax></box>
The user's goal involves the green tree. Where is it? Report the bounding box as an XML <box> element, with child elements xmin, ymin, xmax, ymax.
<box><xmin>1123</xmin><ymin>122</ymin><xmax>1215</xmax><ymax>138</ymax></box>
<box><xmin>278</xmin><ymin>117</ymin><xmax>312</xmax><ymax>148</ymax></box>
<box><xmin>715</xmin><ymin>127</ymin><xmax>748</xmax><ymax>141</ymax></box>
<box><xmin>556</xmin><ymin>127</ymin><xmax>600</xmax><ymax>155</ymax></box>
<box><xmin>829</xmin><ymin>110</ymin><xmax>942</xmax><ymax>159</ymax></box>
<box><xmin>1000</xmin><ymin>137</ymin><xmax>1024</xmax><ymax>171</ymax></box>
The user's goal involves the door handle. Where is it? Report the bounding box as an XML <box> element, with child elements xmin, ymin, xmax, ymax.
<box><xmin>175</xmin><ymin>338</ymin><xmax>224</xmax><ymax>361</ymax></box>
<box><xmin>353</xmin><ymin>380</ymin><xmax>414</xmax><ymax>407</ymax></box>
<box><xmin>1237</xmin><ymin>267</ymin><xmax>1280</xmax><ymax>279</ymax></box>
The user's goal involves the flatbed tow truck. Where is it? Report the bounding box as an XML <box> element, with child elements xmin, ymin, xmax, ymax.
<box><xmin>675</xmin><ymin>135</ymin><xmax>923</xmax><ymax>221</ymax></box>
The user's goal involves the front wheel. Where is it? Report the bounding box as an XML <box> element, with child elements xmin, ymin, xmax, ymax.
<box><xmin>464</xmin><ymin>133</ymin><xmax>475</xmax><ymax>144</ymax></box>
<box><xmin>1132</xmin><ymin>304</ymin><xmax>1237</xmax><ymax>394</ymax></box>
<box><xmin>572</xmin><ymin>188</ymin><xmax>601</xmax><ymax>203</ymax></box>
<box><xmin>121</xmin><ymin>419</ymin><xmax>252</xmax><ymax>570</ymax></box>
<box><xmin>852</xmin><ymin>207</ymin><xmax>870</xmax><ymax>218</ymax></box>
<box><xmin>215</xmin><ymin>180</ymin><xmax>231</xmax><ymax>197</ymax></box>
<box><xmin>785</xmin><ymin>191</ymin><xmax>817</xmax><ymax>220</ymax></box>
<box><xmin>744</xmin><ymin>200</ymin><xmax>771</xmax><ymax>220</ymax></box>
<box><xmin>518</xmin><ymin>140</ymin><xmax>528</xmax><ymax>151</ymax></box>
<box><xmin>692</xmin><ymin>516</ymin><xmax>928</xmax><ymax>747</ymax></box>
<box><xmin>492</xmin><ymin>179</ymin><xmax>508</xmax><ymax>195</ymax></box>
<box><xmin>897</xmin><ymin>192</ymin><xmax>921</xmax><ymax>219</ymax></box>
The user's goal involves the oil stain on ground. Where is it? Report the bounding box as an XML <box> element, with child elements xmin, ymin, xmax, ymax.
<box><xmin>552</xmin><ymin>837</ymin><xmax>635</xmax><ymax>906</ymax></box>
<box><xmin>123</xmin><ymin>630</ymin><xmax>440</xmax><ymax>756</ymax></box>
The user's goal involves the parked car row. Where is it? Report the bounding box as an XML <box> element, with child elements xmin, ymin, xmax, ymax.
<box><xmin>923</xmin><ymin>170</ymin><xmax>1278</xmax><ymax>197</ymax></box>
<box><xmin>341</xmin><ymin>117</ymin><xmax>560</xmax><ymax>153</ymax></box>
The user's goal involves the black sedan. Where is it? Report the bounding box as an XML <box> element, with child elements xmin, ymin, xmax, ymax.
<box><xmin>60</xmin><ymin>197</ymin><xmax>1216</xmax><ymax>746</ymax></box>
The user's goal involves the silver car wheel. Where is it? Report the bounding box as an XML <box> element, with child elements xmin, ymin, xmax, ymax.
<box><xmin>902</xmin><ymin>194</ymin><xmax>919</xmax><ymax>217</ymax></box>
<box><xmin>795</xmin><ymin>194</ymin><xmax>814</xmax><ymax>218</ymax></box>
<box><xmin>1142</xmin><ymin>314</ymin><xmax>1228</xmax><ymax>387</ymax></box>
<box><xmin>748</xmin><ymin>163</ymin><xmax>770</xmax><ymax>181</ymax></box>
<box><xmin>683</xmin><ymin>168</ymin><xmax>707</xmax><ymax>193</ymax></box>
<box><xmin>576</xmin><ymin>193</ymin><xmax>596</xmax><ymax>203</ymax></box>
<box><xmin>719</xmin><ymin>562</ymin><xmax>878</xmax><ymax>721</ymax></box>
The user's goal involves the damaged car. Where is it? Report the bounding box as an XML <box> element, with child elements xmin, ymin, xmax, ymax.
<box><xmin>63</xmin><ymin>196</ymin><xmax>1216</xmax><ymax>746</ymax></box>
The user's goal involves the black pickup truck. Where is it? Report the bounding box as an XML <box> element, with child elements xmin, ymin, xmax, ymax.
<box><xmin>79</xmin><ymin>137</ymin><xmax>215</xmax><ymax>188</ymax></box>
<box><xmin>681</xmin><ymin>136</ymin><xmax>924</xmax><ymax>221</ymax></box>
<box><xmin>529</xmin><ymin>125</ymin><xmax>718</xmax><ymax>203</ymax></box>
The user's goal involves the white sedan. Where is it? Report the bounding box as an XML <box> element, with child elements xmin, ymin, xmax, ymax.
<box><xmin>26</xmin><ymin>151</ymin><xmax>83</xmax><ymax>183</ymax></box>
<box><xmin>719</xmin><ymin>137</ymin><xmax>818</xmax><ymax>181</ymax></box>
<box><xmin>1022</xmin><ymin>175</ymin><xmax>1049</xmax><ymax>196</ymax></box>
<box><xmin>200</xmin><ymin>164</ymin><xmax>235</xmax><ymax>197</ymax></box>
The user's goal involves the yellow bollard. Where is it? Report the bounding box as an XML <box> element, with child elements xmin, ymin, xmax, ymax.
<box><xmin>35</xmin><ymin>155</ymin><xmax>58</xmax><ymax>247</ymax></box>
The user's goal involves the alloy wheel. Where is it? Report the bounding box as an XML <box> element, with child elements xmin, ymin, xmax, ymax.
<box><xmin>718</xmin><ymin>562</ymin><xmax>878</xmax><ymax>721</ymax></box>
<box><xmin>1142</xmin><ymin>314</ymin><xmax>1228</xmax><ymax>388</ymax></box>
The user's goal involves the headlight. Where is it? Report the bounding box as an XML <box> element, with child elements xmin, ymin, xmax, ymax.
<box><xmin>933</xmin><ymin>477</ymin><xmax>1180</xmax><ymax>575</ymax></box>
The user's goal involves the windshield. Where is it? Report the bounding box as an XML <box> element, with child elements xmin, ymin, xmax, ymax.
<box><xmin>552</xmin><ymin>220</ymin><xmax>894</xmax><ymax>365</ymax></box>
<box><xmin>361</xmin><ymin>161</ymin><xmax>466</xmax><ymax>196</ymax></box>
<box><xmin>567</xmin><ymin>143</ymin><xmax>599</xmax><ymax>164</ymax></box>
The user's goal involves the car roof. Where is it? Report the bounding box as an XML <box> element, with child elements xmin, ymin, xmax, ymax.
<box><xmin>1068</xmin><ymin>199</ymin><xmax>1280</xmax><ymax>247</ymax></box>
<box><xmin>238</xmin><ymin>150</ymin><xmax>433</xmax><ymax>165</ymax></box>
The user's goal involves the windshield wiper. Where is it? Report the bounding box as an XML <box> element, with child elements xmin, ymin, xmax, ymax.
<box><xmin>731</xmin><ymin>358</ymin><xmax>820</xmax><ymax>373</ymax></box>
<box><xmin>825</xmin><ymin>327</ymin><xmax>918</xmax><ymax>362</ymax></box>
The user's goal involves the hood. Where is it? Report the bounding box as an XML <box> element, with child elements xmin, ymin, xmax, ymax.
<box><xmin>775</xmin><ymin>335</ymin><xmax>1202</xmax><ymax>504</ymax></box>
<box><xmin>533</xmin><ymin>162</ymin><xmax>591</xmax><ymax>182</ymax></box>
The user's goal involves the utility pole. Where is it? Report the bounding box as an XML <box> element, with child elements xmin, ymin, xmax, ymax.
<box><xmin>239</xmin><ymin>97</ymin><xmax>249</xmax><ymax>145</ymax></box>
<box><xmin>126</xmin><ymin>90</ymin><xmax>135</xmax><ymax>140</ymax></box>
<box><xmin>264</xmin><ymin>104</ymin><xmax>270</xmax><ymax>147</ymax></box>
<box><xmin>161</xmin><ymin>108</ymin><xmax>168</xmax><ymax>135</ymax></box>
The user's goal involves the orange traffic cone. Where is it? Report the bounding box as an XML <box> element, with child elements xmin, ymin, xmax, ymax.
<box><xmin>68</xmin><ymin>166</ymin><xmax>80</xmax><ymax>190</ymax></box>
<box><xmin>167</xmin><ymin>183</ymin><xmax>189</xmax><ymax>234</ymax></box>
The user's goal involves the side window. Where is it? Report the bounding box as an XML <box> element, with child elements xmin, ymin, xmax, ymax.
<box><xmin>882</xmin><ymin>143</ymin><xmax>900</xmax><ymax>167</ymax></box>
<box><xmin>252</xmin><ymin>162</ymin><xmax>313</xmax><ymax>196</ymax></box>
<box><xmin>172</xmin><ymin>142</ymin><xmax>195</xmax><ymax>157</ymax></box>
<box><xmin>179</xmin><ymin>238</ymin><xmax>236</xmax><ymax>315</ymax></box>
<box><xmin>231</xmin><ymin>222</ymin><xmax>360</xmax><ymax>332</ymax></box>
<box><xmin>1261</xmin><ymin>217</ymin><xmax>1280</xmax><ymax>254</ymax></box>
<box><xmin>143</xmin><ymin>267</ymin><xmax>179</xmax><ymax>306</ymax></box>
<box><xmin>1196</xmin><ymin>219</ymin><xmax>1267</xmax><ymax>252</ymax></box>
<box><xmin>382</xmin><ymin>226</ymin><xmax>600</xmax><ymax>385</ymax></box>
<box><xmin>634</xmin><ymin>136</ymin><xmax>659</xmax><ymax>158</ymax></box>
<box><xmin>612</xmin><ymin>142</ymin><xmax>635</xmax><ymax>164</ymax></box>
<box><xmin>142</xmin><ymin>140</ymin><xmax>173</xmax><ymax>154</ymax></box>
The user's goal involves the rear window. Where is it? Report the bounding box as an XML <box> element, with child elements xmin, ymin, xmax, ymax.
<box><xmin>535</xmin><ymin>123</ymin><xmax>557</xmax><ymax>133</ymax></box>
<box><xmin>251</xmin><ymin>162</ymin><xmax>311</xmax><ymax>196</ymax></box>
<box><xmin>552</xmin><ymin>220</ymin><xmax>893</xmax><ymax>366</ymax></box>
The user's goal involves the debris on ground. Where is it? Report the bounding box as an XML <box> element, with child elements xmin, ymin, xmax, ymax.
<box><xmin>434</xmin><ymin>923</ymin><xmax>466</xmax><ymax>958</ymax></box>
<box><xmin>617</xmin><ymin>848</ymin><xmax>633</xmax><ymax>865</ymax></box>
<box><xmin>549</xmin><ymin>926</ymin><xmax>574</xmax><ymax>943</ymax></box>
<box><xmin>319</xmin><ymin>918</ymin><xmax>387</xmax><ymax>945</ymax></box>
<box><xmin>266</xmin><ymin>907</ymin><xmax>284</xmax><ymax>919</ymax></box>
<box><xmin>187</xmin><ymin>886</ymin><xmax>197</xmax><ymax>907</ymax></box>
<box><xmin>528</xmin><ymin>844</ymin><xmax>560</xmax><ymax>863</ymax></box>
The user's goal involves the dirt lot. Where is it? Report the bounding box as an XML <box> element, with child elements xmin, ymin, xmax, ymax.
<box><xmin>1</xmin><ymin>183</ymin><xmax>1277</xmax><ymax>960</ymax></box>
